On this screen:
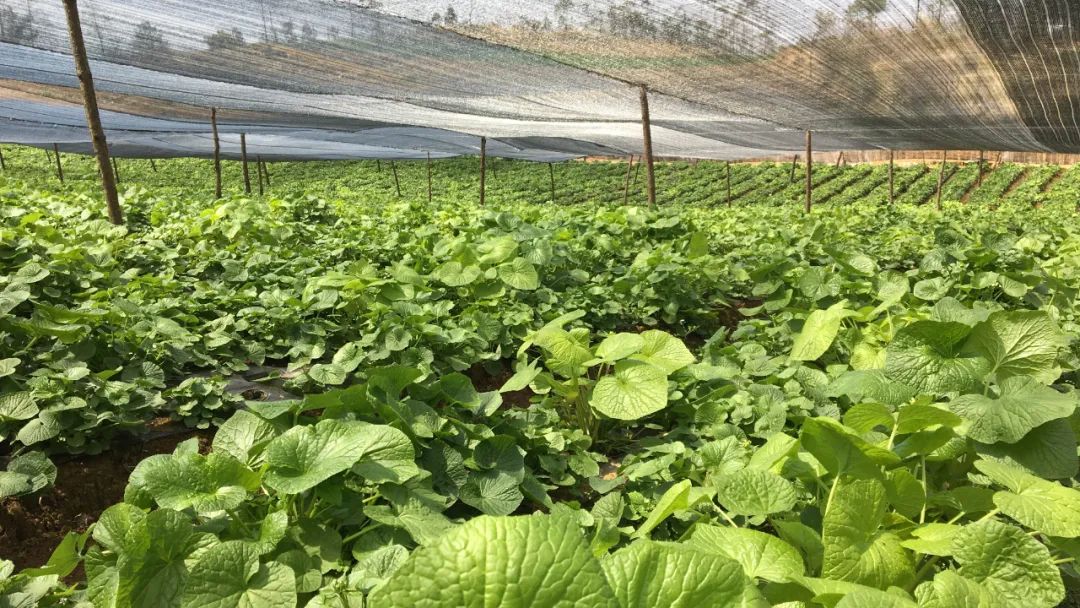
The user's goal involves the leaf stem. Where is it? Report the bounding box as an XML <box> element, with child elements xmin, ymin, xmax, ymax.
<box><xmin>919</xmin><ymin>456</ymin><xmax>927</xmax><ymax>524</ymax></box>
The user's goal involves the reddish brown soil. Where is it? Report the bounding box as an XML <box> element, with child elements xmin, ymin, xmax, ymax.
<box><xmin>0</xmin><ymin>421</ymin><xmax>212</xmax><ymax>572</ymax></box>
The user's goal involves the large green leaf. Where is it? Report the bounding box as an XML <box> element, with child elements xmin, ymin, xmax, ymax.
<box><xmin>127</xmin><ymin>452</ymin><xmax>260</xmax><ymax>515</ymax></box>
<box><xmin>800</xmin><ymin>417</ymin><xmax>900</xmax><ymax>479</ymax></box>
<box><xmin>0</xmin><ymin>392</ymin><xmax>37</xmax><ymax>421</ymax></box>
<box><xmin>953</xmin><ymin>520</ymin><xmax>1063</xmax><ymax>608</ymax></box>
<box><xmin>822</xmin><ymin>476</ymin><xmax>914</xmax><ymax>590</ymax></box>
<box><xmin>975</xmin><ymin>418</ymin><xmax>1078</xmax><ymax>479</ymax></box>
<box><xmin>497</xmin><ymin>258</ymin><xmax>539</xmax><ymax>291</ymax></box>
<box><xmin>962</xmin><ymin>311</ymin><xmax>1066</xmax><ymax>384</ymax></box>
<box><xmin>369</xmin><ymin>515</ymin><xmax>618</xmax><ymax>607</ymax></box>
<box><xmin>596</xmin><ymin>333</ymin><xmax>645</xmax><ymax>362</ymax></box>
<box><xmin>714</xmin><ymin>468</ymin><xmax>797</xmax><ymax>517</ymax></box>
<box><xmin>686</xmin><ymin>525</ymin><xmax>805</xmax><ymax>583</ymax></box>
<box><xmin>632</xmin><ymin>331</ymin><xmax>695</xmax><ymax>374</ymax></box>
<box><xmin>791</xmin><ymin>302</ymin><xmax>855</xmax><ymax>361</ymax></box>
<box><xmin>590</xmin><ymin>360</ymin><xmax>669</xmax><ymax>421</ymax></box>
<box><xmin>975</xmin><ymin>459</ymin><xmax>1080</xmax><ymax>537</ymax></box>
<box><xmin>914</xmin><ymin>570</ymin><xmax>1002</xmax><ymax>608</ymax></box>
<box><xmin>601</xmin><ymin>541</ymin><xmax>761</xmax><ymax>608</ymax></box>
<box><xmin>264</xmin><ymin>420</ymin><xmax>403</xmax><ymax>494</ymax></box>
<box><xmin>181</xmin><ymin>541</ymin><xmax>297</xmax><ymax>608</ymax></box>
<box><xmin>949</xmin><ymin>377</ymin><xmax>1075</xmax><ymax>444</ymax></box>
<box><xmin>212</xmin><ymin>411</ymin><xmax>279</xmax><ymax>465</ymax></box>
<box><xmin>885</xmin><ymin>321</ymin><xmax>991</xmax><ymax>394</ymax></box>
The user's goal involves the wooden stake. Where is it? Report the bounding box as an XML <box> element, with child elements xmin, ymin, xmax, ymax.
<box><xmin>211</xmin><ymin>107</ymin><xmax>222</xmax><ymax>198</ymax></box>
<box><xmin>790</xmin><ymin>154</ymin><xmax>799</xmax><ymax>183</ymax></box>
<box><xmin>257</xmin><ymin>155</ymin><xmax>264</xmax><ymax>196</ymax></box>
<box><xmin>936</xmin><ymin>150</ymin><xmax>947</xmax><ymax>211</ymax></box>
<box><xmin>45</xmin><ymin>147</ymin><xmax>53</xmax><ymax>165</ymax></box>
<box><xmin>888</xmin><ymin>150</ymin><xmax>895</xmax><ymax>205</ymax></box>
<box><xmin>53</xmin><ymin>143</ymin><xmax>64</xmax><ymax>183</ymax></box>
<box><xmin>0</xmin><ymin>146</ymin><xmax>6</xmax><ymax>170</ymax></box>
<box><xmin>622</xmin><ymin>155</ymin><xmax>634</xmax><ymax>206</ymax></box>
<box><xmin>639</xmin><ymin>85</ymin><xmax>656</xmax><ymax>207</ymax></box>
<box><xmin>835</xmin><ymin>151</ymin><xmax>844</xmax><ymax>168</ymax></box>
<box><xmin>63</xmin><ymin>0</ymin><xmax>121</xmax><ymax>223</ymax></box>
<box><xmin>111</xmin><ymin>155</ymin><xmax>119</xmax><ymax>184</ymax></box>
<box><xmin>376</xmin><ymin>159</ymin><xmax>382</xmax><ymax>172</ymax></box>
<box><xmin>240</xmin><ymin>133</ymin><xmax>251</xmax><ymax>195</ymax></box>
<box><xmin>149</xmin><ymin>158</ymin><xmax>157</xmax><ymax>173</ymax></box>
<box><xmin>805</xmin><ymin>131</ymin><xmax>813</xmax><ymax>213</ymax></box>
<box><xmin>977</xmin><ymin>150</ymin><xmax>985</xmax><ymax>186</ymax></box>
<box><xmin>549</xmin><ymin>162</ymin><xmax>556</xmax><ymax>204</ymax></box>
<box><xmin>479</xmin><ymin>136</ymin><xmax>487</xmax><ymax>206</ymax></box>
<box><xmin>426</xmin><ymin>152</ymin><xmax>432</xmax><ymax>203</ymax></box>
<box><xmin>725</xmin><ymin>161</ymin><xmax>732</xmax><ymax>207</ymax></box>
<box><xmin>262</xmin><ymin>161</ymin><xmax>271</xmax><ymax>186</ymax></box>
<box><xmin>391</xmin><ymin>160</ymin><xmax>401</xmax><ymax>197</ymax></box>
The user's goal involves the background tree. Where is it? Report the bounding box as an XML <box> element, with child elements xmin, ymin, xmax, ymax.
<box><xmin>205</xmin><ymin>28</ymin><xmax>246</xmax><ymax>52</ymax></box>
<box><xmin>129</xmin><ymin>21</ymin><xmax>171</xmax><ymax>64</ymax></box>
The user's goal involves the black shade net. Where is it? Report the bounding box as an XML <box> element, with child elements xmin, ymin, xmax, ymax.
<box><xmin>0</xmin><ymin>0</ymin><xmax>1075</xmax><ymax>161</ymax></box>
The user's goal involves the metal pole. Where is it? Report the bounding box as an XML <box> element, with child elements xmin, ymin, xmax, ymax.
<box><xmin>549</xmin><ymin>162</ymin><xmax>556</xmax><ymax>204</ymax></box>
<box><xmin>391</xmin><ymin>160</ymin><xmax>401</xmax><ymax>197</ymax></box>
<box><xmin>805</xmin><ymin>131</ymin><xmax>813</xmax><ymax>214</ymax></box>
<box><xmin>426</xmin><ymin>152</ymin><xmax>432</xmax><ymax>203</ymax></box>
<box><xmin>63</xmin><ymin>0</ymin><xmax>121</xmax><ymax>223</ymax></box>
<box><xmin>639</xmin><ymin>85</ymin><xmax>656</xmax><ymax>206</ymax></box>
<box><xmin>726</xmin><ymin>161</ymin><xmax>732</xmax><ymax>207</ymax></box>
<box><xmin>211</xmin><ymin>107</ymin><xmax>222</xmax><ymax>198</ymax></box>
<box><xmin>622</xmin><ymin>154</ymin><xmax>634</xmax><ymax>205</ymax></box>
<box><xmin>888</xmin><ymin>150</ymin><xmax>895</xmax><ymax>204</ymax></box>
<box><xmin>479</xmin><ymin>136</ymin><xmax>487</xmax><ymax>206</ymax></box>
<box><xmin>936</xmin><ymin>150</ymin><xmax>947</xmax><ymax>211</ymax></box>
<box><xmin>53</xmin><ymin>143</ymin><xmax>64</xmax><ymax>183</ymax></box>
<box><xmin>240</xmin><ymin>133</ymin><xmax>251</xmax><ymax>195</ymax></box>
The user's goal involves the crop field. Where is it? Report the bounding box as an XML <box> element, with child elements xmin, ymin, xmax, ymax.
<box><xmin>2</xmin><ymin>145</ymin><xmax>1080</xmax><ymax>606</ymax></box>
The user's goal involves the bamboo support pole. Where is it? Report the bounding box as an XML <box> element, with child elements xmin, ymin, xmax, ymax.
<box><xmin>211</xmin><ymin>107</ymin><xmax>222</xmax><ymax>198</ymax></box>
<box><xmin>790</xmin><ymin>154</ymin><xmax>799</xmax><ymax>183</ymax></box>
<box><xmin>240</xmin><ymin>133</ymin><xmax>251</xmax><ymax>195</ymax></box>
<box><xmin>391</xmin><ymin>160</ymin><xmax>401</xmax><ymax>197</ymax></box>
<box><xmin>149</xmin><ymin>158</ymin><xmax>157</xmax><ymax>173</ymax></box>
<box><xmin>936</xmin><ymin>150</ymin><xmax>947</xmax><ymax>211</ymax></box>
<box><xmin>111</xmin><ymin>156</ymin><xmax>119</xmax><ymax>185</ymax></box>
<box><xmin>977</xmin><ymin>150</ymin><xmax>985</xmax><ymax>186</ymax></box>
<box><xmin>262</xmin><ymin>161</ymin><xmax>271</xmax><ymax>186</ymax></box>
<box><xmin>257</xmin><ymin>156</ymin><xmax>264</xmax><ymax>196</ymax></box>
<box><xmin>376</xmin><ymin>159</ymin><xmax>381</xmax><ymax>172</ymax></box>
<box><xmin>426</xmin><ymin>152</ymin><xmax>433</xmax><ymax>203</ymax></box>
<box><xmin>479</xmin><ymin>137</ymin><xmax>487</xmax><ymax>206</ymax></box>
<box><xmin>639</xmin><ymin>85</ymin><xmax>656</xmax><ymax>206</ymax></box>
<box><xmin>549</xmin><ymin>162</ymin><xmax>556</xmax><ymax>204</ymax></box>
<box><xmin>53</xmin><ymin>143</ymin><xmax>64</xmax><ymax>183</ymax></box>
<box><xmin>0</xmin><ymin>146</ymin><xmax>5</xmax><ymax>170</ymax></box>
<box><xmin>805</xmin><ymin>131</ymin><xmax>813</xmax><ymax>213</ymax></box>
<box><xmin>622</xmin><ymin>155</ymin><xmax>634</xmax><ymax>205</ymax></box>
<box><xmin>835</xmin><ymin>151</ymin><xmax>844</xmax><ymax>168</ymax></box>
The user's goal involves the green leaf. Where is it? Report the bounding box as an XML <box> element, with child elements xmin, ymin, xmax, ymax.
<box><xmin>885</xmin><ymin>469</ymin><xmax>925</xmax><ymax>520</ymax></box>
<box><xmin>0</xmin><ymin>392</ymin><xmax>38</xmax><ymax>421</ymax></box>
<box><xmin>900</xmin><ymin>523</ymin><xmax>962</xmax><ymax>557</ymax></box>
<box><xmin>632</xmin><ymin>331</ymin><xmax>695</xmax><ymax>373</ymax></box>
<box><xmin>950</xmin><ymin>377</ymin><xmax>1075</xmax><ymax>444</ymax></box>
<box><xmin>432</xmin><ymin>261</ymin><xmax>482</xmax><ymax>287</ymax></box>
<box><xmin>213</xmin><ymin>411</ymin><xmax>279</xmax><ymax>465</ymax></box>
<box><xmin>835</xmin><ymin>587</ymin><xmax>917</xmax><ymax>608</ymax></box>
<box><xmin>309</xmin><ymin>363</ymin><xmax>347</xmax><ymax>386</ymax></box>
<box><xmin>962</xmin><ymin>311</ymin><xmax>1066</xmax><ymax>384</ymax></box>
<box><xmin>602</xmin><ymin>541</ymin><xmax>758</xmax><ymax>607</ymax></box>
<box><xmin>914</xmin><ymin>570</ymin><xmax>1001</xmax><ymax>608</ymax></box>
<box><xmin>975</xmin><ymin>459</ymin><xmax>1080</xmax><ymax>537</ymax></box>
<box><xmin>633</xmin><ymin>480</ymin><xmax>691</xmax><ymax>539</ymax></box>
<box><xmin>460</xmin><ymin>470</ymin><xmax>524</xmax><ymax>516</ymax></box>
<box><xmin>885</xmin><ymin>321</ymin><xmax>991</xmax><ymax>394</ymax></box>
<box><xmin>953</xmin><ymin>520</ymin><xmax>1063</xmax><ymax>608</ymax></box>
<box><xmin>828</xmin><ymin>370</ymin><xmax>917</xmax><ymax>407</ymax></box>
<box><xmin>127</xmin><ymin>452</ymin><xmax>259</xmax><ymax>515</ymax></box>
<box><xmin>822</xmin><ymin>476</ymin><xmax>915</xmax><ymax>590</ymax></box>
<box><xmin>686</xmin><ymin>525</ymin><xmax>805</xmax><ymax>583</ymax></box>
<box><xmin>596</xmin><ymin>333</ymin><xmax>645</xmax><ymax>362</ymax></box>
<box><xmin>975</xmin><ymin>418</ymin><xmax>1078</xmax><ymax>479</ymax></box>
<box><xmin>0</xmin><ymin>451</ymin><xmax>56</xmax><ymax>498</ymax></box>
<box><xmin>497</xmin><ymin>258</ymin><xmax>539</xmax><ymax>290</ymax></box>
<box><xmin>590</xmin><ymin>360</ymin><xmax>669</xmax><ymax>421</ymax></box>
<box><xmin>791</xmin><ymin>302</ymin><xmax>855</xmax><ymax>361</ymax></box>
<box><xmin>0</xmin><ymin>357</ymin><xmax>19</xmax><ymax>378</ymax></box>
<box><xmin>370</xmin><ymin>514</ymin><xmax>618</xmax><ymax>607</ymax></box>
<box><xmin>800</xmin><ymin>417</ymin><xmax>900</xmax><ymax>478</ymax></box>
<box><xmin>181</xmin><ymin>541</ymin><xmax>297</xmax><ymax>608</ymax></box>
<box><xmin>264</xmin><ymin>420</ymin><xmax>391</xmax><ymax>494</ymax></box>
<box><xmin>714</xmin><ymin>468</ymin><xmax>797</xmax><ymax>517</ymax></box>
<box><xmin>895</xmin><ymin>404</ymin><xmax>962</xmax><ymax>435</ymax></box>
